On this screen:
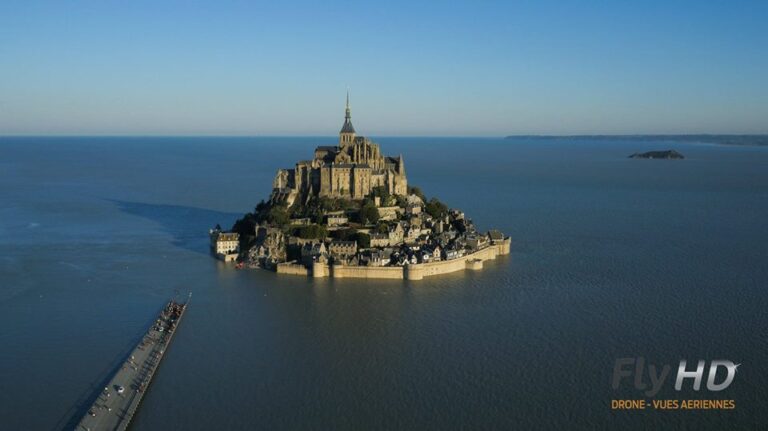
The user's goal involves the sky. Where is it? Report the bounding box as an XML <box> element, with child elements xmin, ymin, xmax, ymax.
<box><xmin>1</xmin><ymin>0</ymin><xmax>767</xmax><ymax>136</ymax></box>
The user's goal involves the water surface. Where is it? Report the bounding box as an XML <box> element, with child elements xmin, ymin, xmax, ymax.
<box><xmin>1</xmin><ymin>136</ymin><xmax>766</xmax><ymax>430</ymax></box>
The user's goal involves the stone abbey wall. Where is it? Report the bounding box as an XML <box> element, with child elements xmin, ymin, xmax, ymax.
<box><xmin>330</xmin><ymin>264</ymin><xmax>404</xmax><ymax>279</ymax></box>
<box><xmin>275</xmin><ymin>238</ymin><xmax>511</xmax><ymax>281</ymax></box>
<box><xmin>402</xmin><ymin>241</ymin><xmax>507</xmax><ymax>280</ymax></box>
<box><xmin>276</xmin><ymin>262</ymin><xmax>311</xmax><ymax>276</ymax></box>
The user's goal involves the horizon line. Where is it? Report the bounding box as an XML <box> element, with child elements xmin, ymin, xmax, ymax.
<box><xmin>2</xmin><ymin>133</ymin><xmax>767</xmax><ymax>139</ymax></box>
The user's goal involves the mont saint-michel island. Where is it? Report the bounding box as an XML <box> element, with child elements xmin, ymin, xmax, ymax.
<box><xmin>211</xmin><ymin>96</ymin><xmax>510</xmax><ymax>280</ymax></box>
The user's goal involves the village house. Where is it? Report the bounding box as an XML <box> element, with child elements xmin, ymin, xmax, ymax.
<box><xmin>388</xmin><ymin>222</ymin><xmax>405</xmax><ymax>245</ymax></box>
<box><xmin>429</xmin><ymin>245</ymin><xmax>442</xmax><ymax>261</ymax></box>
<box><xmin>466</xmin><ymin>233</ymin><xmax>489</xmax><ymax>250</ymax></box>
<box><xmin>376</xmin><ymin>206</ymin><xmax>402</xmax><ymax>221</ymax></box>
<box><xmin>406</xmin><ymin>202</ymin><xmax>422</xmax><ymax>215</ymax></box>
<box><xmin>418</xmin><ymin>249</ymin><xmax>432</xmax><ymax>263</ymax></box>
<box><xmin>370</xmin><ymin>232</ymin><xmax>390</xmax><ymax>247</ymax></box>
<box><xmin>209</xmin><ymin>229</ymin><xmax>240</xmax><ymax>261</ymax></box>
<box><xmin>365</xmin><ymin>249</ymin><xmax>393</xmax><ymax>266</ymax></box>
<box><xmin>326</xmin><ymin>214</ymin><xmax>348</xmax><ymax>227</ymax></box>
<box><xmin>408</xmin><ymin>214</ymin><xmax>423</xmax><ymax>228</ymax></box>
<box><xmin>300</xmin><ymin>242</ymin><xmax>327</xmax><ymax>266</ymax></box>
<box><xmin>329</xmin><ymin>240</ymin><xmax>358</xmax><ymax>261</ymax></box>
<box><xmin>405</xmin><ymin>226</ymin><xmax>421</xmax><ymax>243</ymax></box>
<box><xmin>443</xmin><ymin>248</ymin><xmax>463</xmax><ymax>260</ymax></box>
<box><xmin>290</xmin><ymin>217</ymin><xmax>312</xmax><ymax>226</ymax></box>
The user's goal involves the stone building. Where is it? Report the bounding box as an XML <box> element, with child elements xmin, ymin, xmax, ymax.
<box><xmin>270</xmin><ymin>94</ymin><xmax>408</xmax><ymax>206</ymax></box>
<box><xmin>329</xmin><ymin>240</ymin><xmax>358</xmax><ymax>260</ymax></box>
<box><xmin>388</xmin><ymin>222</ymin><xmax>405</xmax><ymax>245</ymax></box>
<box><xmin>209</xmin><ymin>230</ymin><xmax>239</xmax><ymax>255</ymax></box>
<box><xmin>376</xmin><ymin>206</ymin><xmax>402</xmax><ymax>221</ymax></box>
<box><xmin>301</xmin><ymin>242</ymin><xmax>327</xmax><ymax>266</ymax></box>
<box><xmin>326</xmin><ymin>215</ymin><xmax>348</xmax><ymax>227</ymax></box>
<box><xmin>369</xmin><ymin>233</ymin><xmax>390</xmax><ymax>247</ymax></box>
<box><xmin>209</xmin><ymin>229</ymin><xmax>240</xmax><ymax>262</ymax></box>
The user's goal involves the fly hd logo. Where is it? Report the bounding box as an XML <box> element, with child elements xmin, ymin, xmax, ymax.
<box><xmin>612</xmin><ymin>358</ymin><xmax>739</xmax><ymax>397</ymax></box>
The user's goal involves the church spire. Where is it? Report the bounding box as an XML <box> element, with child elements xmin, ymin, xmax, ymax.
<box><xmin>345</xmin><ymin>90</ymin><xmax>350</xmax><ymax>120</ymax></box>
<box><xmin>339</xmin><ymin>90</ymin><xmax>356</xmax><ymax>141</ymax></box>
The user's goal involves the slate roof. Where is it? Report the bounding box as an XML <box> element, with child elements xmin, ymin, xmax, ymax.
<box><xmin>488</xmin><ymin>229</ymin><xmax>504</xmax><ymax>240</ymax></box>
<box><xmin>340</xmin><ymin>119</ymin><xmax>356</xmax><ymax>134</ymax></box>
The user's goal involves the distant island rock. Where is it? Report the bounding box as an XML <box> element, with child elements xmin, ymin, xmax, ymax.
<box><xmin>628</xmin><ymin>150</ymin><xmax>684</xmax><ymax>159</ymax></box>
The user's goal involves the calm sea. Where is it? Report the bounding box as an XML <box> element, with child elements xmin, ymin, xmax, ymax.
<box><xmin>1</xmin><ymin>137</ymin><xmax>766</xmax><ymax>430</ymax></box>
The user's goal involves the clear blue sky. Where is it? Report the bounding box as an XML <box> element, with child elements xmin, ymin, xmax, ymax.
<box><xmin>1</xmin><ymin>0</ymin><xmax>766</xmax><ymax>136</ymax></box>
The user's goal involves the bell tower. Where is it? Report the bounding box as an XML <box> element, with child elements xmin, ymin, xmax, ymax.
<box><xmin>339</xmin><ymin>91</ymin><xmax>356</xmax><ymax>147</ymax></box>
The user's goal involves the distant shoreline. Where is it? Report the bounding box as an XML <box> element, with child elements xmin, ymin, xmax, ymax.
<box><xmin>504</xmin><ymin>134</ymin><xmax>768</xmax><ymax>146</ymax></box>
<box><xmin>2</xmin><ymin>135</ymin><xmax>767</xmax><ymax>146</ymax></box>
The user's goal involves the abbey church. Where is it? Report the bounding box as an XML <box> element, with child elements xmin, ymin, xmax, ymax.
<box><xmin>271</xmin><ymin>95</ymin><xmax>408</xmax><ymax>206</ymax></box>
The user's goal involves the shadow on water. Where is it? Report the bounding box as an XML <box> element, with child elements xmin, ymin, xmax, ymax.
<box><xmin>106</xmin><ymin>199</ymin><xmax>243</xmax><ymax>255</ymax></box>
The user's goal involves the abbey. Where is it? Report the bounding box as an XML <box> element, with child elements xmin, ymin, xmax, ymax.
<box><xmin>225</xmin><ymin>95</ymin><xmax>511</xmax><ymax>280</ymax></box>
<box><xmin>270</xmin><ymin>95</ymin><xmax>408</xmax><ymax>206</ymax></box>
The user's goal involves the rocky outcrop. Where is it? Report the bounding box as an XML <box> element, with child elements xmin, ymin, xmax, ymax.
<box><xmin>629</xmin><ymin>150</ymin><xmax>684</xmax><ymax>159</ymax></box>
<box><xmin>247</xmin><ymin>225</ymin><xmax>287</xmax><ymax>268</ymax></box>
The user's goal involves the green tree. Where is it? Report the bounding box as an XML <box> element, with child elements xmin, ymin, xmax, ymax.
<box><xmin>408</xmin><ymin>186</ymin><xmax>427</xmax><ymax>202</ymax></box>
<box><xmin>297</xmin><ymin>224</ymin><xmax>328</xmax><ymax>239</ymax></box>
<box><xmin>371</xmin><ymin>186</ymin><xmax>391</xmax><ymax>206</ymax></box>
<box><xmin>231</xmin><ymin>213</ymin><xmax>256</xmax><ymax>247</ymax></box>
<box><xmin>255</xmin><ymin>200</ymin><xmax>268</xmax><ymax>214</ymax></box>
<box><xmin>333</xmin><ymin>228</ymin><xmax>357</xmax><ymax>241</ymax></box>
<box><xmin>425</xmin><ymin>198</ymin><xmax>448</xmax><ymax>219</ymax></box>
<box><xmin>360</xmin><ymin>202</ymin><xmax>380</xmax><ymax>225</ymax></box>
<box><xmin>355</xmin><ymin>232</ymin><xmax>371</xmax><ymax>248</ymax></box>
<box><xmin>266</xmin><ymin>205</ymin><xmax>289</xmax><ymax>226</ymax></box>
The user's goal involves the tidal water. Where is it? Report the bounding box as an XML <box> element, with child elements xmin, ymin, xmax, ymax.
<box><xmin>1</xmin><ymin>136</ymin><xmax>767</xmax><ymax>430</ymax></box>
